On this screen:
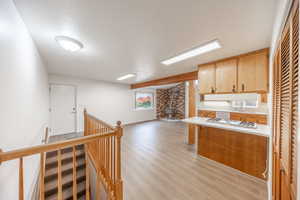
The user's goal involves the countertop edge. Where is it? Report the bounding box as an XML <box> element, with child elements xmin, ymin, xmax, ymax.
<box><xmin>182</xmin><ymin>117</ymin><xmax>271</xmax><ymax>137</ymax></box>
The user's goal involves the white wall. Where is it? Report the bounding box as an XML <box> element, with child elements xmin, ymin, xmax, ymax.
<box><xmin>0</xmin><ymin>1</ymin><xmax>49</xmax><ymax>199</ymax></box>
<box><xmin>268</xmin><ymin>0</ymin><xmax>293</xmax><ymax>200</ymax></box>
<box><xmin>49</xmin><ymin>75</ymin><xmax>156</xmax><ymax>133</ymax></box>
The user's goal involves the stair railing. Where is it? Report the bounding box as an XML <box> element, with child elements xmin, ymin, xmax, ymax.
<box><xmin>84</xmin><ymin>109</ymin><xmax>123</xmax><ymax>200</ymax></box>
<box><xmin>0</xmin><ymin>109</ymin><xmax>123</xmax><ymax>200</ymax></box>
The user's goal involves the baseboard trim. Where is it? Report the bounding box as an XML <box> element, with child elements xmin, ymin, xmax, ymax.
<box><xmin>124</xmin><ymin>119</ymin><xmax>158</xmax><ymax>126</ymax></box>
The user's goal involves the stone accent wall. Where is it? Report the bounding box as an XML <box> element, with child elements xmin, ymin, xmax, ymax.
<box><xmin>156</xmin><ymin>82</ymin><xmax>185</xmax><ymax>119</ymax></box>
<box><xmin>156</xmin><ymin>89</ymin><xmax>169</xmax><ymax>118</ymax></box>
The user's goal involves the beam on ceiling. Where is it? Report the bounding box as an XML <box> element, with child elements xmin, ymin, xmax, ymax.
<box><xmin>130</xmin><ymin>71</ymin><xmax>198</xmax><ymax>89</ymax></box>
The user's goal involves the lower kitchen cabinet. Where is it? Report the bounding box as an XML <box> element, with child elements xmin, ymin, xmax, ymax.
<box><xmin>197</xmin><ymin>126</ymin><xmax>268</xmax><ymax>180</ymax></box>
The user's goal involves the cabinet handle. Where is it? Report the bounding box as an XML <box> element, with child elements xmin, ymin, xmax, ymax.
<box><xmin>214</xmin><ymin>87</ymin><xmax>217</xmax><ymax>93</ymax></box>
<box><xmin>211</xmin><ymin>87</ymin><xmax>214</xmax><ymax>93</ymax></box>
<box><xmin>232</xmin><ymin>85</ymin><xmax>236</xmax><ymax>92</ymax></box>
<box><xmin>242</xmin><ymin>84</ymin><xmax>245</xmax><ymax>92</ymax></box>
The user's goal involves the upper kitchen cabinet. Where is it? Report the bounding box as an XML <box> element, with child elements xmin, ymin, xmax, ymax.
<box><xmin>238</xmin><ymin>50</ymin><xmax>269</xmax><ymax>93</ymax></box>
<box><xmin>198</xmin><ymin>64</ymin><xmax>216</xmax><ymax>94</ymax></box>
<box><xmin>198</xmin><ymin>48</ymin><xmax>269</xmax><ymax>94</ymax></box>
<box><xmin>215</xmin><ymin>59</ymin><xmax>238</xmax><ymax>93</ymax></box>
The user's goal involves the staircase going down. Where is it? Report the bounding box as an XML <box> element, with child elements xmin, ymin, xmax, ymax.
<box><xmin>44</xmin><ymin>145</ymin><xmax>87</xmax><ymax>200</ymax></box>
<box><xmin>0</xmin><ymin>110</ymin><xmax>123</xmax><ymax>200</ymax></box>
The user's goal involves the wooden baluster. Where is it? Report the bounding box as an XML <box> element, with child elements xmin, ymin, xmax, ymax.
<box><xmin>93</xmin><ymin>120</ymin><xmax>95</xmax><ymax>133</ymax></box>
<box><xmin>107</xmin><ymin>137</ymin><xmax>109</xmax><ymax>181</ymax></box>
<box><xmin>96</xmin><ymin>174</ymin><xmax>100</xmax><ymax>200</ymax></box>
<box><xmin>106</xmin><ymin>136</ymin><xmax>109</xmax><ymax>189</ymax></box>
<box><xmin>89</xmin><ymin>118</ymin><xmax>91</xmax><ymax>136</ymax></box>
<box><xmin>40</xmin><ymin>153</ymin><xmax>45</xmax><ymax>200</ymax></box>
<box><xmin>84</xmin><ymin>109</ymin><xmax>87</xmax><ymax>136</ymax></box>
<box><xmin>100</xmin><ymin>123</ymin><xmax>102</xmax><ymax>168</ymax></box>
<box><xmin>100</xmin><ymin>126</ymin><xmax>102</xmax><ymax>171</ymax></box>
<box><xmin>105</xmin><ymin>136</ymin><xmax>107</xmax><ymax>179</ymax></box>
<box><xmin>104</xmin><ymin>137</ymin><xmax>107</xmax><ymax>179</ymax></box>
<box><xmin>97</xmin><ymin>124</ymin><xmax>101</xmax><ymax>168</ymax></box>
<box><xmin>19</xmin><ymin>157</ymin><xmax>24</xmax><ymax>200</ymax></box>
<box><xmin>112</xmin><ymin>136</ymin><xmax>115</xmax><ymax>186</ymax></box>
<box><xmin>115</xmin><ymin>121</ymin><xmax>123</xmax><ymax>200</ymax></box>
<box><xmin>88</xmin><ymin>118</ymin><xmax>90</xmax><ymax>136</ymax></box>
<box><xmin>109</xmin><ymin>136</ymin><xmax>113</xmax><ymax>199</ymax></box>
<box><xmin>57</xmin><ymin>149</ymin><xmax>63</xmax><ymax>200</ymax></box>
<box><xmin>101</xmin><ymin>137</ymin><xmax>104</xmax><ymax>171</ymax></box>
<box><xmin>85</xmin><ymin>145</ymin><xmax>90</xmax><ymax>200</ymax></box>
<box><xmin>95</xmin><ymin>121</ymin><xmax>97</xmax><ymax>133</ymax></box>
<box><xmin>93</xmin><ymin>120</ymin><xmax>95</xmax><ymax>155</ymax></box>
<box><xmin>108</xmin><ymin>136</ymin><xmax>111</xmax><ymax>184</ymax></box>
<box><xmin>72</xmin><ymin>146</ymin><xmax>77</xmax><ymax>200</ymax></box>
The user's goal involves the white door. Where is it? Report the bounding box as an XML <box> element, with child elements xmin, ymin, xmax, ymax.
<box><xmin>50</xmin><ymin>84</ymin><xmax>76</xmax><ymax>135</ymax></box>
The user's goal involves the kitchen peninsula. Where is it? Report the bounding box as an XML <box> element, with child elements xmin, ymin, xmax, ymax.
<box><xmin>183</xmin><ymin>48</ymin><xmax>271</xmax><ymax>180</ymax></box>
<box><xmin>183</xmin><ymin>116</ymin><xmax>270</xmax><ymax>180</ymax></box>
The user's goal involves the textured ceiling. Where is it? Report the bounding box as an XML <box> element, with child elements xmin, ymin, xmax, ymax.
<box><xmin>14</xmin><ymin>0</ymin><xmax>277</xmax><ymax>84</ymax></box>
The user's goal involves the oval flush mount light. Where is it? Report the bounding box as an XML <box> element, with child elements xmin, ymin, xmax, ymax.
<box><xmin>55</xmin><ymin>36</ymin><xmax>83</xmax><ymax>52</ymax></box>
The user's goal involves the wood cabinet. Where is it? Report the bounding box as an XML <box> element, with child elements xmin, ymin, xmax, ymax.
<box><xmin>230</xmin><ymin>113</ymin><xmax>267</xmax><ymax>124</ymax></box>
<box><xmin>215</xmin><ymin>59</ymin><xmax>238</xmax><ymax>93</ymax></box>
<box><xmin>198</xmin><ymin>110</ymin><xmax>216</xmax><ymax>118</ymax></box>
<box><xmin>198</xmin><ymin>110</ymin><xmax>267</xmax><ymax>124</ymax></box>
<box><xmin>198</xmin><ymin>49</ymin><xmax>269</xmax><ymax>94</ymax></box>
<box><xmin>238</xmin><ymin>51</ymin><xmax>268</xmax><ymax>93</ymax></box>
<box><xmin>198</xmin><ymin>64</ymin><xmax>216</xmax><ymax>94</ymax></box>
<box><xmin>197</xmin><ymin>126</ymin><xmax>268</xmax><ymax>179</ymax></box>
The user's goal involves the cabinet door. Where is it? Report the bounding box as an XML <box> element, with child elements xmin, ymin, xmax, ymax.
<box><xmin>238</xmin><ymin>51</ymin><xmax>268</xmax><ymax>92</ymax></box>
<box><xmin>198</xmin><ymin>64</ymin><xmax>216</xmax><ymax>94</ymax></box>
<box><xmin>215</xmin><ymin>59</ymin><xmax>237</xmax><ymax>93</ymax></box>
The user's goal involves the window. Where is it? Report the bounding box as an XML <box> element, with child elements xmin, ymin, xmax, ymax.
<box><xmin>135</xmin><ymin>92</ymin><xmax>154</xmax><ymax>110</ymax></box>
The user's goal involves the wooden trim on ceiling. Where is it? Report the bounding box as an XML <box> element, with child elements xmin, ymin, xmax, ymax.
<box><xmin>198</xmin><ymin>48</ymin><xmax>270</xmax><ymax>68</ymax></box>
<box><xmin>130</xmin><ymin>71</ymin><xmax>198</xmax><ymax>89</ymax></box>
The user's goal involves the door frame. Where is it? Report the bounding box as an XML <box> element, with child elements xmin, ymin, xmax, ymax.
<box><xmin>49</xmin><ymin>83</ymin><xmax>78</xmax><ymax>135</ymax></box>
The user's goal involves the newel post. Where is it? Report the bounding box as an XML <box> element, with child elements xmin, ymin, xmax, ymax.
<box><xmin>115</xmin><ymin>121</ymin><xmax>123</xmax><ymax>200</ymax></box>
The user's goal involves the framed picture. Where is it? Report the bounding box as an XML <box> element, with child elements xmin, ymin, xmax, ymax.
<box><xmin>135</xmin><ymin>92</ymin><xmax>154</xmax><ymax>110</ymax></box>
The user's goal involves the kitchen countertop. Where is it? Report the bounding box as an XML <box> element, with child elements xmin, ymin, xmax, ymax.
<box><xmin>182</xmin><ymin>117</ymin><xmax>271</xmax><ymax>137</ymax></box>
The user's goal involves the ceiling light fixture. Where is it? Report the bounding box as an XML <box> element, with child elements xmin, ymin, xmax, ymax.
<box><xmin>117</xmin><ymin>73</ymin><xmax>136</xmax><ymax>81</ymax></box>
<box><xmin>161</xmin><ymin>39</ymin><xmax>221</xmax><ymax>65</ymax></box>
<box><xmin>55</xmin><ymin>36</ymin><xmax>83</xmax><ymax>52</ymax></box>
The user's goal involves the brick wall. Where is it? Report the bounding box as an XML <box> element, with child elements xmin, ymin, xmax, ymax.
<box><xmin>156</xmin><ymin>82</ymin><xmax>185</xmax><ymax>119</ymax></box>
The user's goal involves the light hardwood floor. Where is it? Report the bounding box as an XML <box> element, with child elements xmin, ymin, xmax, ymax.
<box><xmin>122</xmin><ymin>120</ymin><xmax>268</xmax><ymax>200</ymax></box>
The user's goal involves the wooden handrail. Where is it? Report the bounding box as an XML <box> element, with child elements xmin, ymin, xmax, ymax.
<box><xmin>86</xmin><ymin>113</ymin><xmax>115</xmax><ymax>130</ymax></box>
<box><xmin>0</xmin><ymin>109</ymin><xmax>123</xmax><ymax>200</ymax></box>
<box><xmin>0</xmin><ymin>131</ymin><xmax>115</xmax><ymax>163</ymax></box>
